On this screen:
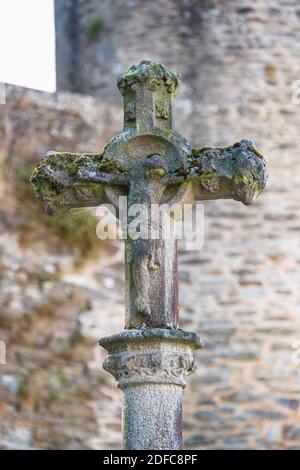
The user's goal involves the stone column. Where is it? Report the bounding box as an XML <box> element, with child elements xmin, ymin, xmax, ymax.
<box><xmin>99</xmin><ymin>328</ymin><xmax>203</xmax><ymax>450</ymax></box>
<box><xmin>31</xmin><ymin>59</ymin><xmax>267</xmax><ymax>451</ymax></box>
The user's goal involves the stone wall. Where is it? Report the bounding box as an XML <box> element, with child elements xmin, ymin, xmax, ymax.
<box><xmin>0</xmin><ymin>0</ymin><xmax>300</xmax><ymax>449</ymax></box>
<box><xmin>55</xmin><ymin>0</ymin><xmax>300</xmax><ymax>143</ymax></box>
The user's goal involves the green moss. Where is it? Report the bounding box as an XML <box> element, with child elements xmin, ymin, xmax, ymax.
<box><xmin>232</xmin><ymin>141</ymin><xmax>241</xmax><ymax>148</ymax></box>
<box><xmin>234</xmin><ymin>170</ymin><xmax>253</xmax><ymax>185</ymax></box>
<box><xmin>98</xmin><ymin>159</ymin><xmax>131</xmax><ymax>174</ymax></box>
<box><xmin>31</xmin><ymin>152</ymin><xmax>104</xmax><ymax>196</ymax></box>
<box><xmin>145</xmin><ymin>168</ymin><xmax>166</xmax><ymax>178</ymax></box>
<box><xmin>94</xmin><ymin>183</ymin><xmax>105</xmax><ymax>198</ymax></box>
<box><xmin>87</xmin><ymin>16</ymin><xmax>103</xmax><ymax>40</ymax></box>
<box><xmin>234</xmin><ymin>170</ymin><xmax>262</xmax><ymax>193</ymax></box>
<box><xmin>199</xmin><ymin>171</ymin><xmax>218</xmax><ymax>180</ymax></box>
<box><xmin>17</xmin><ymin>380</ymin><xmax>28</xmax><ymax>398</ymax></box>
<box><xmin>248</xmin><ymin>146</ymin><xmax>264</xmax><ymax>159</ymax></box>
<box><xmin>185</xmin><ymin>171</ymin><xmax>220</xmax><ymax>184</ymax></box>
<box><xmin>192</xmin><ymin>146</ymin><xmax>213</xmax><ymax>156</ymax></box>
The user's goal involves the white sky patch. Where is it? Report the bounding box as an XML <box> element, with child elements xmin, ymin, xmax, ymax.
<box><xmin>0</xmin><ymin>0</ymin><xmax>56</xmax><ymax>92</ymax></box>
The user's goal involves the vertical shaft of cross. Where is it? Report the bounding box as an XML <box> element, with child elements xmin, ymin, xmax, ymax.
<box><xmin>116</xmin><ymin>61</ymin><xmax>182</xmax><ymax>329</ymax></box>
<box><xmin>124</xmin><ymin>176</ymin><xmax>179</xmax><ymax>329</ymax></box>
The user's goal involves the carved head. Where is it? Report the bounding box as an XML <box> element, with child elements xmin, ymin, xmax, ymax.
<box><xmin>144</xmin><ymin>154</ymin><xmax>167</xmax><ymax>179</ymax></box>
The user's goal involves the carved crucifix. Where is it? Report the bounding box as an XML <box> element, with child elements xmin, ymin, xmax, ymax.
<box><xmin>31</xmin><ymin>61</ymin><xmax>267</xmax><ymax>450</ymax></box>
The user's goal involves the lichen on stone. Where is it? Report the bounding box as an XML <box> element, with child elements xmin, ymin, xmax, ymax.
<box><xmin>189</xmin><ymin>139</ymin><xmax>268</xmax><ymax>197</ymax></box>
<box><xmin>117</xmin><ymin>60</ymin><xmax>181</xmax><ymax>95</ymax></box>
<box><xmin>97</xmin><ymin>159</ymin><xmax>132</xmax><ymax>174</ymax></box>
<box><xmin>31</xmin><ymin>152</ymin><xmax>102</xmax><ymax>193</ymax></box>
<box><xmin>30</xmin><ymin>151</ymin><xmax>110</xmax><ymax>214</ymax></box>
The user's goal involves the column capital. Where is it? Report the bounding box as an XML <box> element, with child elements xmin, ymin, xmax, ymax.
<box><xmin>99</xmin><ymin>328</ymin><xmax>203</xmax><ymax>388</ymax></box>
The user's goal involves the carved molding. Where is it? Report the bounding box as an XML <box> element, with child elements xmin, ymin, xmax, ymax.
<box><xmin>200</xmin><ymin>175</ymin><xmax>220</xmax><ymax>193</ymax></box>
<box><xmin>155</xmin><ymin>100</ymin><xmax>169</xmax><ymax>119</ymax></box>
<box><xmin>103</xmin><ymin>348</ymin><xmax>196</xmax><ymax>388</ymax></box>
<box><xmin>124</xmin><ymin>101</ymin><xmax>136</xmax><ymax>121</ymax></box>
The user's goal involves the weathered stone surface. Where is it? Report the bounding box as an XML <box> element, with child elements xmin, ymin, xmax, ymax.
<box><xmin>30</xmin><ymin>61</ymin><xmax>266</xmax><ymax>449</ymax></box>
<box><xmin>31</xmin><ymin>138</ymin><xmax>267</xmax><ymax>215</ymax></box>
<box><xmin>190</xmin><ymin>140</ymin><xmax>267</xmax><ymax>205</ymax></box>
<box><xmin>31</xmin><ymin>61</ymin><xmax>266</xmax><ymax>335</ymax></box>
<box><xmin>100</xmin><ymin>328</ymin><xmax>202</xmax><ymax>387</ymax></box>
<box><xmin>99</xmin><ymin>327</ymin><xmax>202</xmax><ymax>449</ymax></box>
<box><xmin>123</xmin><ymin>384</ymin><xmax>183</xmax><ymax>450</ymax></box>
<box><xmin>30</xmin><ymin>152</ymin><xmax>108</xmax><ymax>215</ymax></box>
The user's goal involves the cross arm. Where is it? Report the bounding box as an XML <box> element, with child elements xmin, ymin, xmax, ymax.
<box><xmin>31</xmin><ymin>151</ymin><xmax>129</xmax><ymax>215</ymax></box>
<box><xmin>168</xmin><ymin>139</ymin><xmax>267</xmax><ymax>205</ymax></box>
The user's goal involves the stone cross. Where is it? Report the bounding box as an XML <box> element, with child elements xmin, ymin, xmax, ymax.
<box><xmin>31</xmin><ymin>60</ymin><xmax>267</xmax><ymax>450</ymax></box>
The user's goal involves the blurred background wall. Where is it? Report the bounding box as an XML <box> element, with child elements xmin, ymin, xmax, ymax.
<box><xmin>0</xmin><ymin>0</ymin><xmax>300</xmax><ymax>449</ymax></box>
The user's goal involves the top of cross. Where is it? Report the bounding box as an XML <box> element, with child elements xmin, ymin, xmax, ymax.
<box><xmin>31</xmin><ymin>60</ymin><xmax>267</xmax><ymax>216</ymax></box>
<box><xmin>117</xmin><ymin>60</ymin><xmax>181</xmax><ymax>96</ymax></box>
<box><xmin>116</xmin><ymin>60</ymin><xmax>181</xmax><ymax>133</ymax></box>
